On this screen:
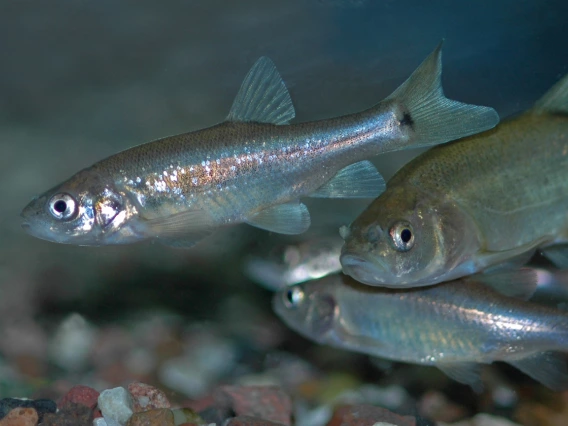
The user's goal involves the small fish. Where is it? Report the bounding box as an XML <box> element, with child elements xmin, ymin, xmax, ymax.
<box><xmin>273</xmin><ymin>270</ymin><xmax>568</xmax><ymax>391</ymax></box>
<box><xmin>245</xmin><ymin>235</ymin><xmax>343</xmax><ymax>290</ymax></box>
<box><xmin>21</xmin><ymin>44</ymin><xmax>498</xmax><ymax>247</ymax></box>
<box><xmin>341</xmin><ymin>68</ymin><xmax>568</xmax><ymax>287</ymax></box>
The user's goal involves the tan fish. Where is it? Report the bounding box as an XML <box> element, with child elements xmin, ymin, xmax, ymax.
<box><xmin>341</xmin><ymin>70</ymin><xmax>568</xmax><ymax>287</ymax></box>
<box><xmin>273</xmin><ymin>270</ymin><xmax>568</xmax><ymax>391</ymax></box>
<box><xmin>21</xmin><ymin>44</ymin><xmax>498</xmax><ymax>247</ymax></box>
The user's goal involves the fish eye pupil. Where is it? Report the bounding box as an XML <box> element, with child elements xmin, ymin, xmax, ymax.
<box><xmin>400</xmin><ymin>228</ymin><xmax>412</xmax><ymax>243</ymax></box>
<box><xmin>284</xmin><ymin>287</ymin><xmax>304</xmax><ymax>309</ymax></box>
<box><xmin>53</xmin><ymin>200</ymin><xmax>67</xmax><ymax>213</ymax></box>
<box><xmin>286</xmin><ymin>290</ymin><xmax>294</xmax><ymax>304</ymax></box>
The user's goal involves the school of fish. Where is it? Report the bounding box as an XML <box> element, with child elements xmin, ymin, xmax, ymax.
<box><xmin>20</xmin><ymin>43</ymin><xmax>568</xmax><ymax>391</ymax></box>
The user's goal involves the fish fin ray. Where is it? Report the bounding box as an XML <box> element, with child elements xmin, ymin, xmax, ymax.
<box><xmin>227</xmin><ymin>57</ymin><xmax>295</xmax><ymax>125</ymax></box>
<box><xmin>471</xmin><ymin>268</ymin><xmax>538</xmax><ymax>300</ymax></box>
<box><xmin>541</xmin><ymin>245</ymin><xmax>568</xmax><ymax>269</ymax></box>
<box><xmin>509</xmin><ymin>352</ymin><xmax>568</xmax><ymax>391</ymax></box>
<box><xmin>145</xmin><ymin>209</ymin><xmax>215</xmax><ymax>247</ymax></box>
<box><xmin>533</xmin><ymin>73</ymin><xmax>568</xmax><ymax>114</ymax></box>
<box><xmin>309</xmin><ymin>161</ymin><xmax>386</xmax><ymax>198</ymax></box>
<box><xmin>246</xmin><ymin>202</ymin><xmax>310</xmax><ymax>234</ymax></box>
<box><xmin>385</xmin><ymin>41</ymin><xmax>499</xmax><ymax>148</ymax></box>
<box><xmin>437</xmin><ymin>362</ymin><xmax>484</xmax><ymax>392</ymax></box>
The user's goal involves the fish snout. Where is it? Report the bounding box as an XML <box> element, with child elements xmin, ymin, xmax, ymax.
<box><xmin>340</xmin><ymin>251</ymin><xmax>385</xmax><ymax>286</ymax></box>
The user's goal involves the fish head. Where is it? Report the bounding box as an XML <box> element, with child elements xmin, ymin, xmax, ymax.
<box><xmin>21</xmin><ymin>168</ymin><xmax>142</xmax><ymax>245</ymax></box>
<box><xmin>340</xmin><ymin>185</ymin><xmax>480</xmax><ymax>287</ymax></box>
<box><xmin>272</xmin><ymin>278</ymin><xmax>342</xmax><ymax>344</ymax></box>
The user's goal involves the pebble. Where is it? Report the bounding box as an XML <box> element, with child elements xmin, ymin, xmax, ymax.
<box><xmin>49</xmin><ymin>313</ymin><xmax>96</xmax><ymax>372</ymax></box>
<box><xmin>214</xmin><ymin>385</ymin><xmax>291</xmax><ymax>426</ymax></box>
<box><xmin>197</xmin><ymin>406</ymin><xmax>235</xmax><ymax>425</ymax></box>
<box><xmin>98</xmin><ymin>387</ymin><xmax>134</xmax><ymax>426</ymax></box>
<box><xmin>171</xmin><ymin>408</ymin><xmax>204</xmax><ymax>425</ymax></box>
<box><xmin>438</xmin><ymin>413</ymin><xmax>522</xmax><ymax>426</ymax></box>
<box><xmin>58</xmin><ymin>385</ymin><xmax>100</xmax><ymax>410</ymax></box>
<box><xmin>126</xmin><ymin>408</ymin><xmax>175</xmax><ymax>426</ymax></box>
<box><xmin>225</xmin><ymin>416</ymin><xmax>286</xmax><ymax>426</ymax></box>
<box><xmin>94</xmin><ymin>418</ymin><xmax>109</xmax><ymax>426</ymax></box>
<box><xmin>0</xmin><ymin>398</ymin><xmax>56</xmax><ymax>422</ymax></box>
<box><xmin>127</xmin><ymin>382</ymin><xmax>170</xmax><ymax>412</ymax></box>
<box><xmin>0</xmin><ymin>408</ymin><xmax>38</xmax><ymax>426</ymax></box>
<box><xmin>41</xmin><ymin>402</ymin><xmax>93</xmax><ymax>426</ymax></box>
<box><xmin>326</xmin><ymin>405</ymin><xmax>416</xmax><ymax>426</ymax></box>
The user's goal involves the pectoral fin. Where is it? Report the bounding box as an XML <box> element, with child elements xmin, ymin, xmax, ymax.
<box><xmin>541</xmin><ymin>245</ymin><xmax>568</xmax><ymax>269</ymax></box>
<box><xmin>145</xmin><ymin>209</ymin><xmax>215</xmax><ymax>248</ymax></box>
<box><xmin>227</xmin><ymin>57</ymin><xmax>295</xmax><ymax>125</ymax></box>
<box><xmin>509</xmin><ymin>352</ymin><xmax>568</xmax><ymax>391</ymax></box>
<box><xmin>437</xmin><ymin>362</ymin><xmax>484</xmax><ymax>392</ymax></box>
<box><xmin>246</xmin><ymin>202</ymin><xmax>310</xmax><ymax>235</ymax></box>
<box><xmin>309</xmin><ymin>161</ymin><xmax>386</xmax><ymax>198</ymax></box>
<box><xmin>471</xmin><ymin>268</ymin><xmax>538</xmax><ymax>301</ymax></box>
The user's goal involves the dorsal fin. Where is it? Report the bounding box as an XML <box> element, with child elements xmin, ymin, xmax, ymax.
<box><xmin>533</xmin><ymin>72</ymin><xmax>568</xmax><ymax>114</ymax></box>
<box><xmin>227</xmin><ymin>57</ymin><xmax>295</xmax><ymax>124</ymax></box>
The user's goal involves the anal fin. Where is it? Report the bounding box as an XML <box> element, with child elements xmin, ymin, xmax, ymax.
<box><xmin>246</xmin><ymin>202</ymin><xmax>310</xmax><ymax>235</ymax></box>
<box><xmin>509</xmin><ymin>351</ymin><xmax>568</xmax><ymax>391</ymax></box>
<box><xmin>437</xmin><ymin>362</ymin><xmax>484</xmax><ymax>392</ymax></box>
<box><xmin>309</xmin><ymin>161</ymin><xmax>386</xmax><ymax>198</ymax></box>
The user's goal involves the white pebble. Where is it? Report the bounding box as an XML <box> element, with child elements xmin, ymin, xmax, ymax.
<box><xmin>98</xmin><ymin>387</ymin><xmax>134</xmax><ymax>426</ymax></box>
<box><xmin>49</xmin><ymin>313</ymin><xmax>96</xmax><ymax>371</ymax></box>
<box><xmin>93</xmin><ymin>418</ymin><xmax>108</xmax><ymax>426</ymax></box>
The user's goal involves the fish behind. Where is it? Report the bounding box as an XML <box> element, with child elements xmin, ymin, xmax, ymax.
<box><xmin>21</xmin><ymin>43</ymin><xmax>498</xmax><ymax>247</ymax></box>
<box><xmin>273</xmin><ymin>270</ymin><xmax>568</xmax><ymax>391</ymax></box>
<box><xmin>341</xmin><ymin>68</ymin><xmax>568</xmax><ymax>287</ymax></box>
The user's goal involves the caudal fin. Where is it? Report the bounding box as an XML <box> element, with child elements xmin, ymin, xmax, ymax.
<box><xmin>385</xmin><ymin>42</ymin><xmax>499</xmax><ymax>148</ymax></box>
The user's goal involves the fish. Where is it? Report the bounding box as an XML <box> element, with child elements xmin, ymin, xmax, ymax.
<box><xmin>21</xmin><ymin>43</ymin><xmax>498</xmax><ymax>247</ymax></box>
<box><xmin>273</xmin><ymin>270</ymin><xmax>568</xmax><ymax>391</ymax></box>
<box><xmin>340</xmin><ymin>68</ymin><xmax>568</xmax><ymax>287</ymax></box>
<box><xmin>245</xmin><ymin>235</ymin><xmax>343</xmax><ymax>290</ymax></box>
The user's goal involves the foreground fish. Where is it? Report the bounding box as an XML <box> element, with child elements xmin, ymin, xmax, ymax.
<box><xmin>21</xmin><ymin>44</ymin><xmax>498</xmax><ymax>247</ymax></box>
<box><xmin>245</xmin><ymin>235</ymin><xmax>343</xmax><ymax>290</ymax></box>
<box><xmin>273</xmin><ymin>271</ymin><xmax>568</xmax><ymax>391</ymax></box>
<box><xmin>341</xmin><ymin>68</ymin><xmax>568</xmax><ymax>287</ymax></box>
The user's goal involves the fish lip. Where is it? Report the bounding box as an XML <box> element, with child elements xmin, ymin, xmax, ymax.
<box><xmin>340</xmin><ymin>250</ymin><xmax>388</xmax><ymax>286</ymax></box>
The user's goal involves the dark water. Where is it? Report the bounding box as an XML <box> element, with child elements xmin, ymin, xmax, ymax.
<box><xmin>1</xmin><ymin>0</ymin><xmax>568</xmax><ymax>421</ymax></box>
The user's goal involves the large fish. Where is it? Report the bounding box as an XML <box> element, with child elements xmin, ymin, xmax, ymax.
<box><xmin>273</xmin><ymin>271</ymin><xmax>568</xmax><ymax>391</ymax></box>
<box><xmin>21</xmin><ymin>44</ymin><xmax>498</xmax><ymax>247</ymax></box>
<box><xmin>341</xmin><ymin>69</ymin><xmax>568</xmax><ymax>287</ymax></box>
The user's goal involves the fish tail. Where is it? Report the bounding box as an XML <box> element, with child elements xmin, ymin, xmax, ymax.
<box><xmin>383</xmin><ymin>42</ymin><xmax>499</xmax><ymax>149</ymax></box>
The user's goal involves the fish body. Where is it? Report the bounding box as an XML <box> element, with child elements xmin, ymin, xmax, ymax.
<box><xmin>341</xmin><ymin>71</ymin><xmax>568</xmax><ymax>287</ymax></box>
<box><xmin>273</xmin><ymin>271</ymin><xmax>568</xmax><ymax>390</ymax></box>
<box><xmin>21</xmin><ymin>44</ymin><xmax>498</xmax><ymax>247</ymax></box>
<box><xmin>245</xmin><ymin>235</ymin><xmax>343</xmax><ymax>290</ymax></box>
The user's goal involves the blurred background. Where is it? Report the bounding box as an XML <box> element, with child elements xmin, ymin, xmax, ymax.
<box><xmin>2</xmin><ymin>0</ymin><xmax>568</xmax><ymax>423</ymax></box>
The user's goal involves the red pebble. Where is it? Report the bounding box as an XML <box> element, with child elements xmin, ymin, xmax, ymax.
<box><xmin>326</xmin><ymin>404</ymin><xmax>416</xmax><ymax>426</ymax></box>
<box><xmin>225</xmin><ymin>416</ymin><xmax>285</xmax><ymax>426</ymax></box>
<box><xmin>213</xmin><ymin>386</ymin><xmax>291</xmax><ymax>426</ymax></box>
<box><xmin>128</xmin><ymin>382</ymin><xmax>171</xmax><ymax>412</ymax></box>
<box><xmin>58</xmin><ymin>385</ymin><xmax>100</xmax><ymax>410</ymax></box>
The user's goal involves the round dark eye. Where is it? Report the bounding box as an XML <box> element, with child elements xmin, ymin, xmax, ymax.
<box><xmin>389</xmin><ymin>221</ymin><xmax>415</xmax><ymax>252</ymax></box>
<box><xmin>284</xmin><ymin>287</ymin><xmax>304</xmax><ymax>309</ymax></box>
<box><xmin>48</xmin><ymin>193</ymin><xmax>78</xmax><ymax>221</ymax></box>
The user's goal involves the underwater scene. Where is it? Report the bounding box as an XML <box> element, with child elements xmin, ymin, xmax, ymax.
<box><xmin>3</xmin><ymin>1</ymin><xmax>568</xmax><ymax>425</ymax></box>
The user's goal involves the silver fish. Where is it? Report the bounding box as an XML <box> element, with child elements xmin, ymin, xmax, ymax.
<box><xmin>245</xmin><ymin>235</ymin><xmax>343</xmax><ymax>290</ymax></box>
<box><xmin>341</xmin><ymin>67</ymin><xmax>568</xmax><ymax>287</ymax></box>
<box><xmin>273</xmin><ymin>270</ymin><xmax>568</xmax><ymax>391</ymax></box>
<box><xmin>21</xmin><ymin>44</ymin><xmax>498</xmax><ymax>247</ymax></box>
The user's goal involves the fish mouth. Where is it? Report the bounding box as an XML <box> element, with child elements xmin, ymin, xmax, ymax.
<box><xmin>340</xmin><ymin>251</ymin><xmax>388</xmax><ymax>286</ymax></box>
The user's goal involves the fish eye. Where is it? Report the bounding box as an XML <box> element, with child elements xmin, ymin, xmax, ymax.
<box><xmin>389</xmin><ymin>221</ymin><xmax>415</xmax><ymax>252</ymax></box>
<box><xmin>48</xmin><ymin>193</ymin><xmax>78</xmax><ymax>221</ymax></box>
<box><xmin>284</xmin><ymin>287</ymin><xmax>304</xmax><ymax>309</ymax></box>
